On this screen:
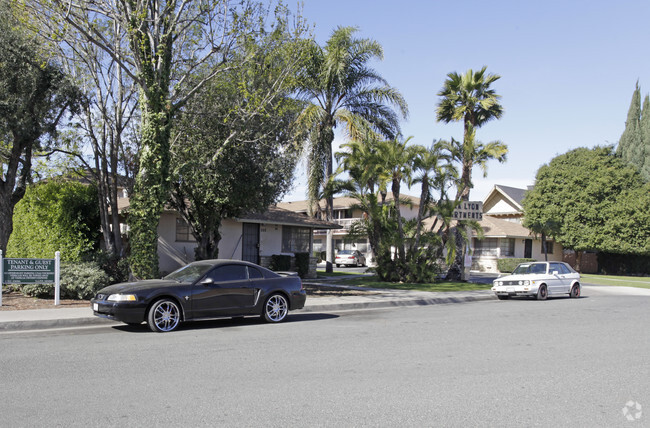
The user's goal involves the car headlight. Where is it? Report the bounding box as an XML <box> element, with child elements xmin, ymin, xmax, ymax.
<box><xmin>494</xmin><ymin>281</ymin><xmax>502</xmax><ymax>286</ymax></box>
<box><xmin>518</xmin><ymin>280</ymin><xmax>530</xmax><ymax>286</ymax></box>
<box><xmin>107</xmin><ymin>294</ymin><xmax>137</xmax><ymax>302</ymax></box>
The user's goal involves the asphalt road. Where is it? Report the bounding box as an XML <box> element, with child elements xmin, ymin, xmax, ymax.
<box><xmin>1</xmin><ymin>287</ymin><xmax>648</xmax><ymax>427</ymax></box>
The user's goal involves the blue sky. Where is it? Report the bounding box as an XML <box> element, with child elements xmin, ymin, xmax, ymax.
<box><xmin>282</xmin><ymin>0</ymin><xmax>650</xmax><ymax>202</ymax></box>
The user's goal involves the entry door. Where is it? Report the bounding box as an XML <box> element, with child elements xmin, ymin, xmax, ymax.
<box><xmin>524</xmin><ymin>239</ymin><xmax>532</xmax><ymax>259</ymax></box>
<box><xmin>242</xmin><ymin>223</ymin><xmax>260</xmax><ymax>264</ymax></box>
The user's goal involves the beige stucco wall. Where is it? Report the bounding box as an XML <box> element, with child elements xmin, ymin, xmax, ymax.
<box><xmin>471</xmin><ymin>237</ymin><xmax>564</xmax><ymax>273</ymax></box>
<box><xmin>156</xmin><ymin>213</ymin><xmax>316</xmax><ymax>274</ymax></box>
<box><xmin>157</xmin><ymin>213</ymin><xmax>196</xmax><ymax>275</ymax></box>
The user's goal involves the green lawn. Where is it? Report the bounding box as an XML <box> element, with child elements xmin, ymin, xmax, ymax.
<box><xmin>581</xmin><ymin>274</ymin><xmax>650</xmax><ymax>289</ymax></box>
<box><xmin>324</xmin><ymin>274</ymin><xmax>492</xmax><ymax>292</ymax></box>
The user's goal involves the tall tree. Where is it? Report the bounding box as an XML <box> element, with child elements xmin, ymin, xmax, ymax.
<box><xmin>0</xmin><ymin>2</ymin><xmax>79</xmax><ymax>254</ymax></box>
<box><xmin>435</xmin><ymin>66</ymin><xmax>506</xmax><ymax>279</ymax></box>
<box><xmin>436</xmin><ymin>66</ymin><xmax>505</xmax><ymax>201</ymax></box>
<box><xmin>24</xmin><ymin>0</ymin><xmax>276</xmax><ymax>278</ymax></box>
<box><xmin>617</xmin><ymin>82</ymin><xmax>643</xmax><ymax>168</ymax></box>
<box><xmin>639</xmin><ymin>94</ymin><xmax>650</xmax><ymax>181</ymax></box>
<box><xmin>296</xmin><ymin>26</ymin><xmax>408</xmax><ymax>271</ymax></box>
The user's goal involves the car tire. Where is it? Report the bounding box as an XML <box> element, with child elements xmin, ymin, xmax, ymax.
<box><xmin>536</xmin><ymin>284</ymin><xmax>548</xmax><ymax>301</ymax></box>
<box><xmin>336</xmin><ymin>264</ymin><xmax>340</xmax><ymax>268</ymax></box>
<box><xmin>262</xmin><ymin>293</ymin><xmax>289</xmax><ymax>323</ymax></box>
<box><xmin>570</xmin><ymin>284</ymin><xmax>581</xmax><ymax>298</ymax></box>
<box><xmin>497</xmin><ymin>295</ymin><xmax>509</xmax><ymax>300</ymax></box>
<box><xmin>147</xmin><ymin>298</ymin><xmax>181</xmax><ymax>332</ymax></box>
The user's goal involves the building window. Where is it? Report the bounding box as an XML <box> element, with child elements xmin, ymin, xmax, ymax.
<box><xmin>175</xmin><ymin>218</ymin><xmax>195</xmax><ymax>242</ymax></box>
<box><xmin>500</xmin><ymin>238</ymin><xmax>515</xmax><ymax>257</ymax></box>
<box><xmin>473</xmin><ymin>238</ymin><xmax>498</xmax><ymax>257</ymax></box>
<box><xmin>541</xmin><ymin>240</ymin><xmax>554</xmax><ymax>254</ymax></box>
<box><xmin>282</xmin><ymin>226</ymin><xmax>311</xmax><ymax>253</ymax></box>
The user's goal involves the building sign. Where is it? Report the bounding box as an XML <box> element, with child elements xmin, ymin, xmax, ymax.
<box><xmin>452</xmin><ymin>201</ymin><xmax>484</xmax><ymax>220</ymax></box>
<box><xmin>2</xmin><ymin>258</ymin><xmax>56</xmax><ymax>284</ymax></box>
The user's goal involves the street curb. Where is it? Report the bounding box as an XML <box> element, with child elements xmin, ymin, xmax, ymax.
<box><xmin>299</xmin><ymin>294</ymin><xmax>496</xmax><ymax>313</ymax></box>
<box><xmin>0</xmin><ymin>316</ymin><xmax>116</xmax><ymax>332</ymax></box>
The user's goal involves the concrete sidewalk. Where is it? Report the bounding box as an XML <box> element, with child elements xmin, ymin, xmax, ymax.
<box><xmin>0</xmin><ymin>285</ymin><xmax>496</xmax><ymax>332</ymax></box>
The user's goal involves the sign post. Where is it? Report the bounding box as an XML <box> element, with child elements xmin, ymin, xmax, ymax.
<box><xmin>0</xmin><ymin>253</ymin><xmax>61</xmax><ymax>307</ymax></box>
<box><xmin>0</xmin><ymin>250</ymin><xmax>3</xmax><ymax>307</ymax></box>
<box><xmin>451</xmin><ymin>201</ymin><xmax>484</xmax><ymax>281</ymax></box>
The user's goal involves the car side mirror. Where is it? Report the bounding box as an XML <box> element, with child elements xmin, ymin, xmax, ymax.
<box><xmin>200</xmin><ymin>277</ymin><xmax>215</xmax><ymax>285</ymax></box>
<box><xmin>552</xmin><ymin>270</ymin><xmax>559</xmax><ymax>275</ymax></box>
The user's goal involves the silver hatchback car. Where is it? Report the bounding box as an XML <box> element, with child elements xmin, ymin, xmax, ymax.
<box><xmin>492</xmin><ymin>261</ymin><xmax>581</xmax><ymax>300</ymax></box>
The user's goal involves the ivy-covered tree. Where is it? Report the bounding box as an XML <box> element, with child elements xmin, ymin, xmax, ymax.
<box><xmin>0</xmin><ymin>2</ymin><xmax>79</xmax><ymax>255</ymax></box>
<box><xmin>523</xmin><ymin>146</ymin><xmax>646</xmax><ymax>270</ymax></box>
<box><xmin>8</xmin><ymin>180</ymin><xmax>100</xmax><ymax>261</ymax></box>
<box><xmin>23</xmin><ymin>0</ymin><xmax>287</xmax><ymax>277</ymax></box>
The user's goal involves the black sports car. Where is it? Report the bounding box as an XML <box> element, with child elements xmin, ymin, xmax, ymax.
<box><xmin>91</xmin><ymin>260</ymin><xmax>306</xmax><ymax>332</ymax></box>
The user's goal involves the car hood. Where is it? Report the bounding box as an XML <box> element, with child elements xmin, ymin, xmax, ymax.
<box><xmin>494</xmin><ymin>273</ymin><xmax>544</xmax><ymax>282</ymax></box>
<box><xmin>97</xmin><ymin>279</ymin><xmax>182</xmax><ymax>295</ymax></box>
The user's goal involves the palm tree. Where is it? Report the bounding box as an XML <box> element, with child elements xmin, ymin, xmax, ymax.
<box><xmin>410</xmin><ymin>141</ymin><xmax>455</xmax><ymax>249</ymax></box>
<box><xmin>297</xmin><ymin>26</ymin><xmax>408</xmax><ymax>269</ymax></box>
<box><xmin>436</xmin><ymin>66</ymin><xmax>505</xmax><ymax>201</ymax></box>
<box><xmin>375</xmin><ymin>136</ymin><xmax>417</xmax><ymax>260</ymax></box>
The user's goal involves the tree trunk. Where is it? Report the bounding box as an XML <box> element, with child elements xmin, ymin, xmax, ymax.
<box><xmin>392</xmin><ymin>178</ymin><xmax>405</xmax><ymax>261</ymax></box>
<box><xmin>127</xmin><ymin>93</ymin><xmax>172</xmax><ymax>278</ymax></box>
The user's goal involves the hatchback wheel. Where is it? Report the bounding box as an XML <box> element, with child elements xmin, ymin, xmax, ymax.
<box><xmin>536</xmin><ymin>284</ymin><xmax>548</xmax><ymax>301</ymax></box>
<box><xmin>147</xmin><ymin>299</ymin><xmax>181</xmax><ymax>332</ymax></box>
<box><xmin>570</xmin><ymin>284</ymin><xmax>581</xmax><ymax>298</ymax></box>
<box><xmin>263</xmin><ymin>293</ymin><xmax>288</xmax><ymax>323</ymax></box>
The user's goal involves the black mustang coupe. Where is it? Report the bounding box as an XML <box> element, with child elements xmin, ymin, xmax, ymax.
<box><xmin>91</xmin><ymin>260</ymin><xmax>306</xmax><ymax>332</ymax></box>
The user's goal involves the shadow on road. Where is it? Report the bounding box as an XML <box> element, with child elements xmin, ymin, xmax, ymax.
<box><xmin>111</xmin><ymin>312</ymin><xmax>339</xmax><ymax>333</ymax></box>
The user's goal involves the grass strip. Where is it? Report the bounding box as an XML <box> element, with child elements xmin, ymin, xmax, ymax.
<box><xmin>581</xmin><ymin>274</ymin><xmax>650</xmax><ymax>289</ymax></box>
<box><xmin>330</xmin><ymin>275</ymin><xmax>492</xmax><ymax>292</ymax></box>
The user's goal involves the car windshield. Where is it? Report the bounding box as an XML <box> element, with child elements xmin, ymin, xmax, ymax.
<box><xmin>337</xmin><ymin>250</ymin><xmax>353</xmax><ymax>255</ymax></box>
<box><xmin>512</xmin><ymin>263</ymin><xmax>548</xmax><ymax>275</ymax></box>
<box><xmin>164</xmin><ymin>263</ymin><xmax>215</xmax><ymax>282</ymax></box>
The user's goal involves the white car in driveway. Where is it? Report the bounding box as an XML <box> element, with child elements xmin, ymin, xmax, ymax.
<box><xmin>492</xmin><ymin>261</ymin><xmax>581</xmax><ymax>300</ymax></box>
<box><xmin>335</xmin><ymin>250</ymin><xmax>366</xmax><ymax>267</ymax></box>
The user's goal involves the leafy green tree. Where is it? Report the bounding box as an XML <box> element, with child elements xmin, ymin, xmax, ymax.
<box><xmin>296</xmin><ymin>26</ymin><xmax>408</xmax><ymax>270</ymax></box>
<box><xmin>523</xmin><ymin>146</ymin><xmax>645</xmax><ymax>270</ymax></box>
<box><xmin>8</xmin><ymin>180</ymin><xmax>100</xmax><ymax>261</ymax></box>
<box><xmin>0</xmin><ymin>2</ymin><xmax>80</xmax><ymax>255</ymax></box>
<box><xmin>169</xmin><ymin>16</ymin><xmax>306</xmax><ymax>260</ymax></box>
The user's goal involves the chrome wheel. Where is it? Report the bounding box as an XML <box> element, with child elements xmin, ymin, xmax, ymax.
<box><xmin>263</xmin><ymin>294</ymin><xmax>288</xmax><ymax>323</ymax></box>
<box><xmin>147</xmin><ymin>299</ymin><xmax>181</xmax><ymax>332</ymax></box>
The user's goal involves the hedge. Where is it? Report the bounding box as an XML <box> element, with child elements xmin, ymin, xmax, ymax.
<box><xmin>497</xmin><ymin>258</ymin><xmax>536</xmax><ymax>273</ymax></box>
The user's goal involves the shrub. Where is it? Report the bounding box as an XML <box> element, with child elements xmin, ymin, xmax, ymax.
<box><xmin>597</xmin><ymin>253</ymin><xmax>650</xmax><ymax>275</ymax></box>
<box><xmin>497</xmin><ymin>258</ymin><xmax>536</xmax><ymax>273</ymax></box>
<box><xmin>269</xmin><ymin>254</ymin><xmax>292</xmax><ymax>271</ymax></box>
<box><xmin>20</xmin><ymin>261</ymin><xmax>111</xmax><ymax>300</ymax></box>
<box><xmin>294</xmin><ymin>252</ymin><xmax>310</xmax><ymax>278</ymax></box>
